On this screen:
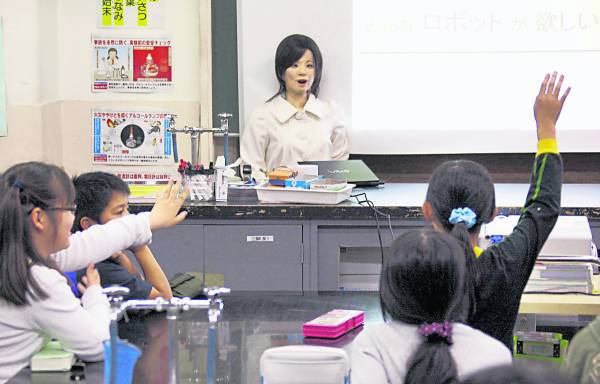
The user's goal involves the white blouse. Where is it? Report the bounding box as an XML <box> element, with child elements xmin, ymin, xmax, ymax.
<box><xmin>0</xmin><ymin>213</ymin><xmax>152</xmax><ymax>383</ymax></box>
<box><xmin>350</xmin><ymin>321</ymin><xmax>513</xmax><ymax>384</ymax></box>
<box><xmin>241</xmin><ymin>94</ymin><xmax>349</xmax><ymax>179</ymax></box>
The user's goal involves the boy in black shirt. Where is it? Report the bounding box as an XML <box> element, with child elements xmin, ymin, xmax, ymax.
<box><xmin>71</xmin><ymin>172</ymin><xmax>172</xmax><ymax>300</ymax></box>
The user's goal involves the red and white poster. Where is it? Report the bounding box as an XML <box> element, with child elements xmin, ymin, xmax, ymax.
<box><xmin>92</xmin><ymin>36</ymin><xmax>172</xmax><ymax>93</ymax></box>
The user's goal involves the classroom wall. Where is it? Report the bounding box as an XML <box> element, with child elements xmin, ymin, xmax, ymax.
<box><xmin>0</xmin><ymin>0</ymin><xmax>212</xmax><ymax>175</ymax></box>
<box><xmin>0</xmin><ymin>0</ymin><xmax>44</xmax><ymax>166</ymax></box>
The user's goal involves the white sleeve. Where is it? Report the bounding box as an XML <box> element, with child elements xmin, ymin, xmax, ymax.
<box><xmin>350</xmin><ymin>331</ymin><xmax>389</xmax><ymax>384</ymax></box>
<box><xmin>329</xmin><ymin>100</ymin><xmax>349</xmax><ymax>160</ymax></box>
<box><xmin>30</xmin><ymin>267</ymin><xmax>110</xmax><ymax>361</ymax></box>
<box><xmin>240</xmin><ymin>107</ymin><xmax>270</xmax><ymax>180</ymax></box>
<box><xmin>51</xmin><ymin>212</ymin><xmax>152</xmax><ymax>272</ymax></box>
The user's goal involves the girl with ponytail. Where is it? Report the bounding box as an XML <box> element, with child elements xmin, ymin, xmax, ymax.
<box><xmin>422</xmin><ymin>72</ymin><xmax>570</xmax><ymax>349</ymax></box>
<box><xmin>0</xmin><ymin>162</ymin><xmax>188</xmax><ymax>383</ymax></box>
<box><xmin>351</xmin><ymin>230</ymin><xmax>511</xmax><ymax>384</ymax></box>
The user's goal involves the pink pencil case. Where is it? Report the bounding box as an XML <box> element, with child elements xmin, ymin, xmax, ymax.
<box><xmin>303</xmin><ymin>309</ymin><xmax>365</xmax><ymax>339</ymax></box>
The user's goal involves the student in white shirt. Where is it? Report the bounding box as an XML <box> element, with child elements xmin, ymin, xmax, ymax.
<box><xmin>351</xmin><ymin>229</ymin><xmax>512</xmax><ymax>384</ymax></box>
<box><xmin>240</xmin><ymin>34</ymin><xmax>349</xmax><ymax>180</ymax></box>
<box><xmin>0</xmin><ymin>162</ymin><xmax>188</xmax><ymax>383</ymax></box>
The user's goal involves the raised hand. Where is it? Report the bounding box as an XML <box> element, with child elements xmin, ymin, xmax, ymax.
<box><xmin>534</xmin><ymin>71</ymin><xmax>571</xmax><ymax>140</ymax></box>
<box><xmin>149</xmin><ymin>179</ymin><xmax>189</xmax><ymax>230</ymax></box>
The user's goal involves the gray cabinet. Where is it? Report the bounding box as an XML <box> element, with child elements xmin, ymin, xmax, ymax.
<box><xmin>204</xmin><ymin>224</ymin><xmax>303</xmax><ymax>292</ymax></box>
<box><xmin>149</xmin><ymin>223</ymin><xmax>204</xmax><ymax>279</ymax></box>
<box><xmin>147</xmin><ymin>216</ymin><xmax>600</xmax><ymax>294</ymax></box>
<box><xmin>315</xmin><ymin>221</ymin><xmax>423</xmax><ymax>291</ymax></box>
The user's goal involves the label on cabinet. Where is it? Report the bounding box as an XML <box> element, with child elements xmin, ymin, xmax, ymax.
<box><xmin>246</xmin><ymin>235</ymin><xmax>274</xmax><ymax>242</ymax></box>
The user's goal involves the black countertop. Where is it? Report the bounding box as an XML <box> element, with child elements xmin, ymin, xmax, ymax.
<box><xmin>129</xmin><ymin>183</ymin><xmax>600</xmax><ymax>220</ymax></box>
<box><xmin>9</xmin><ymin>293</ymin><xmax>381</xmax><ymax>384</ymax></box>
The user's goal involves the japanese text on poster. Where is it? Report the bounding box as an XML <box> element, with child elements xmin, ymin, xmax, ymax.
<box><xmin>92</xmin><ymin>110</ymin><xmax>174</xmax><ymax>165</ymax></box>
<box><xmin>99</xmin><ymin>0</ymin><xmax>165</xmax><ymax>29</ymax></box>
<box><xmin>92</xmin><ymin>37</ymin><xmax>172</xmax><ymax>93</ymax></box>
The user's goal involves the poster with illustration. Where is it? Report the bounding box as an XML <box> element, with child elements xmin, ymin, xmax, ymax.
<box><xmin>92</xmin><ymin>37</ymin><xmax>172</xmax><ymax>92</ymax></box>
<box><xmin>133</xmin><ymin>45</ymin><xmax>172</xmax><ymax>82</ymax></box>
<box><xmin>92</xmin><ymin>110</ymin><xmax>173</xmax><ymax>165</ymax></box>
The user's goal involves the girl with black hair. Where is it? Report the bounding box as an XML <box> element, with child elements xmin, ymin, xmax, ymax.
<box><xmin>351</xmin><ymin>230</ymin><xmax>512</xmax><ymax>384</ymax></box>
<box><xmin>422</xmin><ymin>72</ymin><xmax>570</xmax><ymax>349</ymax></box>
<box><xmin>240</xmin><ymin>34</ymin><xmax>349</xmax><ymax>180</ymax></box>
<box><xmin>0</xmin><ymin>162</ymin><xmax>188</xmax><ymax>383</ymax></box>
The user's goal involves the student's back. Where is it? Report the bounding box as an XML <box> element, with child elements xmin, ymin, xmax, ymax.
<box><xmin>422</xmin><ymin>72</ymin><xmax>570</xmax><ymax>348</ymax></box>
<box><xmin>350</xmin><ymin>230</ymin><xmax>512</xmax><ymax>384</ymax></box>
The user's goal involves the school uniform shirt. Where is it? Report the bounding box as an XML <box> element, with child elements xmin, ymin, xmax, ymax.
<box><xmin>561</xmin><ymin>316</ymin><xmax>600</xmax><ymax>384</ymax></box>
<box><xmin>240</xmin><ymin>94</ymin><xmax>349</xmax><ymax>179</ymax></box>
<box><xmin>472</xmin><ymin>139</ymin><xmax>562</xmax><ymax>349</ymax></box>
<box><xmin>0</xmin><ymin>212</ymin><xmax>152</xmax><ymax>383</ymax></box>
<box><xmin>76</xmin><ymin>258</ymin><xmax>153</xmax><ymax>300</ymax></box>
<box><xmin>350</xmin><ymin>321</ymin><xmax>513</xmax><ymax>384</ymax></box>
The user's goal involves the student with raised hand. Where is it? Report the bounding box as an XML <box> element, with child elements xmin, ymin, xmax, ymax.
<box><xmin>72</xmin><ymin>172</ymin><xmax>172</xmax><ymax>300</ymax></box>
<box><xmin>0</xmin><ymin>162</ymin><xmax>188</xmax><ymax>383</ymax></box>
<box><xmin>240</xmin><ymin>34</ymin><xmax>349</xmax><ymax>180</ymax></box>
<box><xmin>422</xmin><ymin>72</ymin><xmax>570</xmax><ymax>349</ymax></box>
<box><xmin>351</xmin><ymin>229</ymin><xmax>512</xmax><ymax>384</ymax></box>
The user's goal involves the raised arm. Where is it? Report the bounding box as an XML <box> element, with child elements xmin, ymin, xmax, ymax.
<box><xmin>534</xmin><ymin>71</ymin><xmax>571</xmax><ymax>141</ymax></box>
<box><xmin>480</xmin><ymin>72</ymin><xmax>570</xmax><ymax>283</ymax></box>
<box><xmin>52</xmin><ymin>181</ymin><xmax>189</xmax><ymax>272</ymax></box>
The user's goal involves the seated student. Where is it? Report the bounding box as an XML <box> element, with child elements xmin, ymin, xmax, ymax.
<box><xmin>561</xmin><ymin>317</ymin><xmax>600</xmax><ymax>383</ymax></box>
<box><xmin>72</xmin><ymin>172</ymin><xmax>172</xmax><ymax>300</ymax></box>
<box><xmin>0</xmin><ymin>162</ymin><xmax>187</xmax><ymax>383</ymax></box>
<box><xmin>421</xmin><ymin>72</ymin><xmax>570</xmax><ymax>349</ymax></box>
<box><xmin>351</xmin><ymin>229</ymin><xmax>512</xmax><ymax>384</ymax></box>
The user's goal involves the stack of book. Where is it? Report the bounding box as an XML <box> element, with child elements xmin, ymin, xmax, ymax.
<box><xmin>481</xmin><ymin>215</ymin><xmax>598</xmax><ymax>294</ymax></box>
<box><xmin>30</xmin><ymin>341</ymin><xmax>74</xmax><ymax>372</ymax></box>
<box><xmin>524</xmin><ymin>262</ymin><xmax>594</xmax><ymax>294</ymax></box>
<box><xmin>267</xmin><ymin>167</ymin><xmax>297</xmax><ymax>187</ymax></box>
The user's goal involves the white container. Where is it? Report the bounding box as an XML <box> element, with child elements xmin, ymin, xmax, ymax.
<box><xmin>214</xmin><ymin>168</ymin><xmax>228</xmax><ymax>202</ymax></box>
<box><xmin>255</xmin><ymin>184</ymin><xmax>355</xmax><ymax>204</ymax></box>
<box><xmin>479</xmin><ymin>215</ymin><xmax>594</xmax><ymax>258</ymax></box>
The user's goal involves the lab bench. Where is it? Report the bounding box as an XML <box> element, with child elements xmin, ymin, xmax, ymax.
<box><xmin>130</xmin><ymin>183</ymin><xmax>600</xmax><ymax>293</ymax></box>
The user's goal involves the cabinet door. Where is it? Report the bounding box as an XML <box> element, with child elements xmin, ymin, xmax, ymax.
<box><xmin>317</xmin><ymin>224</ymin><xmax>421</xmax><ymax>291</ymax></box>
<box><xmin>204</xmin><ymin>225</ymin><xmax>303</xmax><ymax>292</ymax></box>
<box><xmin>149</xmin><ymin>224</ymin><xmax>204</xmax><ymax>279</ymax></box>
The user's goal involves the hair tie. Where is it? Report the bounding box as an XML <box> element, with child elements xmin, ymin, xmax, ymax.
<box><xmin>418</xmin><ymin>321</ymin><xmax>453</xmax><ymax>345</ymax></box>
<box><xmin>448</xmin><ymin>207</ymin><xmax>477</xmax><ymax>229</ymax></box>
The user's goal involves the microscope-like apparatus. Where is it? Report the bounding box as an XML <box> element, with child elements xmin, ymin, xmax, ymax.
<box><xmin>167</xmin><ymin>113</ymin><xmax>233</xmax><ymax>167</ymax></box>
<box><xmin>167</xmin><ymin>112</ymin><xmax>237</xmax><ymax>201</ymax></box>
